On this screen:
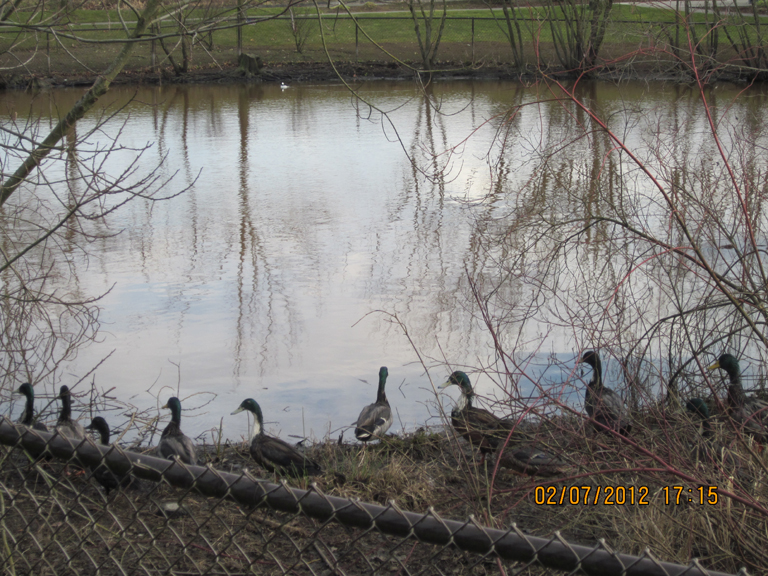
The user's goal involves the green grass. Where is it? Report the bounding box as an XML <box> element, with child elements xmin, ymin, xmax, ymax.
<box><xmin>198</xmin><ymin>7</ymin><xmax>768</xmax><ymax>51</ymax></box>
<box><xmin>1</xmin><ymin>1</ymin><xmax>767</xmax><ymax>74</ymax></box>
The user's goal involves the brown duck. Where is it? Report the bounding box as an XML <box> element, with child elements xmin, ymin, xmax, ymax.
<box><xmin>578</xmin><ymin>351</ymin><xmax>632</xmax><ymax>436</ymax></box>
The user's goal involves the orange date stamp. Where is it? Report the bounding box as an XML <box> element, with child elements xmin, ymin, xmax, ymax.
<box><xmin>534</xmin><ymin>485</ymin><xmax>719</xmax><ymax>506</ymax></box>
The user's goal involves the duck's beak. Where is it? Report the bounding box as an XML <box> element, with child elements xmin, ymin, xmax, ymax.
<box><xmin>707</xmin><ymin>361</ymin><xmax>720</xmax><ymax>370</ymax></box>
<box><xmin>439</xmin><ymin>381</ymin><xmax>452</xmax><ymax>389</ymax></box>
<box><xmin>161</xmin><ymin>403</ymin><xmax>168</xmax><ymax>409</ymax></box>
<box><xmin>231</xmin><ymin>406</ymin><xmax>245</xmax><ymax>415</ymax></box>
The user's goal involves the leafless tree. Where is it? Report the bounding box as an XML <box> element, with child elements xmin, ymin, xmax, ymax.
<box><xmin>496</xmin><ymin>0</ymin><xmax>530</xmax><ymax>71</ymax></box>
<box><xmin>0</xmin><ymin>0</ymin><xmax>197</xmax><ymax>399</ymax></box>
<box><xmin>0</xmin><ymin>0</ymin><xmax>307</xmax><ymax>80</ymax></box>
<box><xmin>407</xmin><ymin>0</ymin><xmax>447</xmax><ymax>73</ymax></box>
<box><xmin>544</xmin><ymin>0</ymin><xmax>614</xmax><ymax>71</ymax></box>
<box><xmin>289</xmin><ymin>4</ymin><xmax>315</xmax><ymax>54</ymax></box>
<box><xmin>0</xmin><ymin>0</ymin><xmax>316</xmax><ymax>396</ymax></box>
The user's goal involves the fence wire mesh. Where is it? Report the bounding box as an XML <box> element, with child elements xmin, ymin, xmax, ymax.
<box><xmin>0</xmin><ymin>419</ymin><xmax>746</xmax><ymax>576</ymax></box>
<box><xmin>3</xmin><ymin>3</ymin><xmax>768</xmax><ymax>78</ymax></box>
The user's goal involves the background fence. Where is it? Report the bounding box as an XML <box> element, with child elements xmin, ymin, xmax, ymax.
<box><xmin>2</xmin><ymin>1</ymin><xmax>768</xmax><ymax>79</ymax></box>
<box><xmin>0</xmin><ymin>418</ymin><xmax>747</xmax><ymax>576</ymax></box>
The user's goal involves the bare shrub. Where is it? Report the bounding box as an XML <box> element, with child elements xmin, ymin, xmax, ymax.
<box><xmin>384</xmin><ymin>23</ymin><xmax>768</xmax><ymax>573</ymax></box>
<box><xmin>288</xmin><ymin>4</ymin><xmax>315</xmax><ymax>54</ymax></box>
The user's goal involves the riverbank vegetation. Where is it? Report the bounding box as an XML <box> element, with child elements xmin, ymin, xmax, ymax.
<box><xmin>416</xmin><ymin>52</ymin><xmax>768</xmax><ymax>572</ymax></box>
<box><xmin>1</xmin><ymin>0</ymin><xmax>768</xmax><ymax>84</ymax></box>
<box><xmin>9</xmin><ymin>397</ymin><xmax>767</xmax><ymax>573</ymax></box>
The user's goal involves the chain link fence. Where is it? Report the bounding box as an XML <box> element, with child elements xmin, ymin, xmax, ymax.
<box><xmin>3</xmin><ymin>2</ymin><xmax>767</xmax><ymax>78</ymax></box>
<box><xmin>0</xmin><ymin>418</ymin><xmax>747</xmax><ymax>576</ymax></box>
<box><xmin>242</xmin><ymin>8</ymin><xmax>768</xmax><ymax>73</ymax></box>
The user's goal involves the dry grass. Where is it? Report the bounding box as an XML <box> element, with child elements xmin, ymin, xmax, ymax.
<box><xmin>1</xmin><ymin>405</ymin><xmax>767</xmax><ymax>575</ymax></box>
<box><xmin>0</xmin><ymin>437</ymin><xmax>553</xmax><ymax>575</ymax></box>
<box><xmin>1</xmin><ymin>372</ymin><xmax>764</xmax><ymax>573</ymax></box>
<box><xmin>213</xmin><ymin>413</ymin><xmax>768</xmax><ymax>574</ymax></box>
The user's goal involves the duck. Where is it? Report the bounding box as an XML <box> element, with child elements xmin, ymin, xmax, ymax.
<box><xmin>686</xmin><ymin>398</ymin><xmax>714</xmax><ymax>440</ymax></box>
<box><xmin>578</xmin><ymin>351</ymin><xmax>632</xmax><ymax>436</ymax></box>
<box><xmin>708</xmin><ymin>353</ymin><xmax>768</xmax><ymax>442</ymax></box>
<box><xmin>232</xmin><ymin>398</ymin><xmax>322</xmax><ymax>477</ymax></box>
<box><xmin>497</xmin><ymin>444</ymin><xmax>569</xmax><ymax>477</ymax></box>
<box><xmin>686</xmin><ymin>397</ymin><xmax>744</xmax><ymax>474</ymax></box>
<box><xmin>685</xmin><ymin>398</ymin><xmax>721</xmax><ymax>463</ymax></box>
<box><xmin>157</xmin><ymin>397</ymin><xmax>197</xmax><ymax>465</ymax></box>
<box><xmin>16</xmin><ymin>382</ymin><xmax>48</xmax><ymax>432</ymax></box>
<box><xmin>85</xmin><ymin>416</ymin><xmax>135</xmax><ymax>495</ymax></box>
<box><xmin>440</xmin><ymin>371</ymin><xmax>515</xmax><ymax>459</ymax></box>
<box><xmin>354</xmin><ymin>366</ymin><xmax>393</xmax><ymax>442</ymax></box>
<box><xmin>55</xmin><ymin>385</ymin><xmax>86</xmax><ymax>440</ymax></box>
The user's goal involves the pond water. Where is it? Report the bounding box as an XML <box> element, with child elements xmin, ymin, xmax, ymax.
<box><xmin>2</xmin><ymin>78</ymin><xmax>767</xmax><ymax>446</ymax></box>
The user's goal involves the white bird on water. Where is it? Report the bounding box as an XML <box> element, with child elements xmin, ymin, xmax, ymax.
<box><xmin>280</xmin><ymin>82</ymin><xmax>289</xmax><ymax>90</ymax></box>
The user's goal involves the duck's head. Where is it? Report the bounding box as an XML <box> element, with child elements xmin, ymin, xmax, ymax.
<box><xmin>232</xmin><ymin>398</ymin><xmax>264</xmax><ymax>437</ymax></box>
<box><xmin>232</xmin><ymin>398</ymin><xmax>263</xmax><ymax>420</ymax></box>
<box><xmin>578</xmin><ymin>351</ymin><xmax>603</xmax><ymax>386</ymax></box>
<box><xmin>59</xmin><ymin>385</ymin><xmax>71</xmax><ymax>399</ymax></box>
<box><xmin>708</xmin><ymin>353</ymin><xmax>740</xmax><ymax>378</ymax></box>
<box><xmin>685</xmin><ymin>398</ymin><xmax>710</xmax><ymax>420</ymax></box>
<box><xmin>162</xmin><ymin>397</ymin><xmax>183</xmax><ymax>421</ymax></box>
<box><xmin>85</xmin><ymin>416</ymin><xmax>110</xmax><ymax>438</ymax></box>
<box><xmin>377</xmin><ymin>366</ymin><xmax>389</xmax><ymax>393</ymax></box>
<box><xmin>16</xmin><ymin>382</ymin><xmax>34</xmax><ymax>399</ymax></box>
<box><xmin>578</xmin><ymin>350</ymin><xmax>600</xmax><ymax>369</ymax></box>
<box><xmin>440</xmin><ymin>371</ymin><xmax>473</xmax><ymax>395</ymax></box>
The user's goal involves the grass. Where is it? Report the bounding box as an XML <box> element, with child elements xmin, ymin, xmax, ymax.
<box><xmin>0</xmin><ymin>372</ymin><xmax>766</xmax><ymax>574</ymax></box>
<box><xmin>1</xmin><ymin>405</ymin><xmax>765</xmax><ymax>574</ymax></box>
<box><xmin>211</xmin><ymin>411</ymin><xmax>768</xmax><ymax>573</ymax></box>
<box><xmin>0</xmin><ymin>0</ymin><xmax>767</xmax><ymax>78</ymax></box>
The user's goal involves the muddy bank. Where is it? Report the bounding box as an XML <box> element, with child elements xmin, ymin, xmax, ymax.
<box><xmin>4</xmin><ymin>58</ymin><xmax>706</xmax><ymax>91</ymax></box>
<box><xmin>4</xmin><ymin>60</ymin><xmax>522</xmax><ymax>89</ymax></box>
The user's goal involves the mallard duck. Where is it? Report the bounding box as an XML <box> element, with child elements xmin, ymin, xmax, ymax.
<box><xmin>232</xmin><ymin>398</ymin><xmax>321</xmax><ymax>477</ymax></box>
<box><xmin>686</xmin><ymin>398</ymin><xmax>719</xmax><ymax>462</ymax></box>
<box><xmin>686</xmin><ymin>397</ymin><xmax>744</xmax><ymax>473</ymax></box>
<box><xmin>157</xmin><ymin>397</ymin><xmax>197</xmax><ymax>465</ymax></box>
<box><xmin>56</xmin><ymin>385</ymin><xmax>86</xmax><ymax>440</ymax></box>
<box><xmin>354</xmin><ymin>366</ymin><xmax>393</xmax><ymax>442</ymax></box>
<box><xmin>578</xmin><ymin>351</ymin><xmax>632</xmax><ymax>436</ymax></box>
<box><xmin>85</xmin><ymin>416</ymin><xmax>135</xmax><ymax>495</ymax></box>
<box><xmin>497</xmin><ymin>444</ymin><xmax>569</xmax><ymax>477</ymax></box>
<box><xmin>686</xmin><ymin>398</ymin><xmax>714</xmax><ymax>439</ymax></box>
<box><xmin>440</xmin><ymin>371</ymin><xmax>514</xmax><ymax>458</ymax></box>
<box><xmin>16</xmin><ymin>382</ymin><xmax>48</xmax><ymax>432</ymax></box>
<box><xmin>708</xmin><ymin>353</ymin><xmax>768</xmax><ymax>442</ymax></box>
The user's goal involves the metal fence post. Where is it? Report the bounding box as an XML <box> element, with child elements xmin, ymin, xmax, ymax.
<box><xmin>151</xmin><ymin>28</ymin><xmax>156</xmax><ymax>71</ymax></box>
<box><xmin>471</xmin><ymin>17</ymin><xmax>475</xmax><ymax>65</ymax></box>
<box><xmin>237</xmin><ymin>0</ymin><xmax>243</xmax><ymax>55</ymax></box>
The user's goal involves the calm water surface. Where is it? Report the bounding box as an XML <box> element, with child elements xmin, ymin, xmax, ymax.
<box><xmin>2</xmin><ymin>79</ymin><xmax>766</xmax><ymax>444</ymax></box>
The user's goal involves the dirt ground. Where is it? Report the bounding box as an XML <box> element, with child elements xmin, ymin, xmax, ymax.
<box><xmin>2</xmin><ymin>421</ymin><xmax>763</xmax><ymax>575</ymax></box>
<box><xmin>1</xmin><ymin>59</ymin><xmax>541</xmax><ymax>91</ymax></box>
